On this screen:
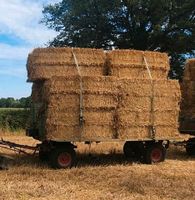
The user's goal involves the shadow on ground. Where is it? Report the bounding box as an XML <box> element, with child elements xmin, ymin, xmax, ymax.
<box><xmin>7</xmin><ymin>145</ymin><xmax>194</xmax><ymax>169</ymax></box>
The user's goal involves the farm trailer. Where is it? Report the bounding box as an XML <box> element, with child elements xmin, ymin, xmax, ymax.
<box><xmin>26</xmin><ymin>47</ymin><xmax>182</xmax><ymax>169</ymax></box>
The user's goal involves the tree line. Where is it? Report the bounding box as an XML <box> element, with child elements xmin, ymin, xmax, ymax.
<box><xmin>0</xmin><ymin>97</ymin><xmax>31</xmax><ymax>108</ymax></box>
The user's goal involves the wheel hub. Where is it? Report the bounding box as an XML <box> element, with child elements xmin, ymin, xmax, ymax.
<box><xmin>151</xmin><ymin>148</ymin><xmax>162</xmax><ymax>162</ymax></box>
<box><xmin>58</xmin><ymin>153</ymin><xmax>72</xmax><ymax>167</ymax></box>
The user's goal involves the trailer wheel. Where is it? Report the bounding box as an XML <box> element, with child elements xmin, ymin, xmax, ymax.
<box><xmin>50</xmin><ymin>147</ymin><xmax>76</xmax><ymax>169</ymax></box>
<box><xmin>123</xmin><ymin>142</ymin><xmax>144</xmax><ymax>159</ymax></box>
<box><xmin>144</xmin><ymin>144</ymin><xmax>166</xmax><ymax>164</ymax></box>
<box><xmin>186</xmin><ymin>139</ymin><xmax>195</xmax><ymax>156</ymax></box>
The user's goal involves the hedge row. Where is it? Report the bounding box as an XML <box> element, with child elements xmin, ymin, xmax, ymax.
<box><xmin>0</xmin><ymin>108</ymin><xmax>30</xmax><ymax>131</ymax></box>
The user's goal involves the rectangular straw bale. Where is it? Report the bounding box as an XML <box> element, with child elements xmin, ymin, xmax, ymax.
<box><xmin>28</xmin><ymin>65</ymin><xmax>104</xmax><ymax>81</ymax></box>
<box><xmin>28</xmin><ymin>47</ymin><xmax>106</xmax><ymax>66</ymax></box>
<box><xmin>82</xmin><ymin>76</ymin><xmax>118</xmax><ymax>93</ymax></box>
<box><xmin>46</xmin><ymin>109</ymin><xmax>80</xmax><ymax>126</ymax></box>
<box><xmin>47</xmin><ymin>94</ymin><xmax>80</xmax><ymax>109</ymax></box>
<box><xmin>118</xmin><ymin>79</ymin><xmax>180</xmax><ymax>98</ymax></box>
<box><xmin>154</xmin><ymin>111</ymin><xmax>179</xmax><ymax>126</ymax></box>
<box><xmin>84</xmin><ymin>110</ymin><xmax>115</xmax><ymax>126</ymax></box>
<box><xmin>45</xmin><ymin>76</ymin><xmax>118</xmax><ymax>95</ymax></box>
<box><xmin>84</xmin><ymin>93</ymin><xmax>118</xmax><ymax>109</ymax></box>
<box><xmin>43</xmin><ymin>76</ymin><xmax>80</xmax><ymax>96</ymax></box>
<box><xmin>119</xmin><ymin>96</ymin><xmax>151</xmax><ymax>112</ymax></box>
<box><xmin>117</xmin><ymin>110</ymin><xmax>179</xmax><ymax>127</ymax></box>
<box><xmin>107</xmin><ymin>50</ymin><xmax>169</xmax><ymax>70</ymax></box>
<box><xmin>154</xmin><ymin>97</ymin><xmax>180</xmax><ymax>111</ymax></box>
<box><xmin>45</xmin><ymin>124</ymin><xmax>80</xmax><ymax>141</ymax></box>
<box><xmin>46</xmin><ymin>109</ymin><xmax>115</xmax><ymax>126</ymax></box>
<box><xmin>154</xmin><ymin>80</ymin><xmax>181</xmax><ymax>98</ymax></box>
<box><xmin>118</xmin><ymin>79</ymin><xmax>152</xmax><ymax>97</ymax></box>
<box><xmin>82</xmin><ymin>125</ymin><xmax>115</xmax><ymax>140</ymax></box>
<box><xmin>45</xmin><ymin>91</ymin><xmax>118</xmax><ymax>109</ymax></box>
<box><xmin>118</xmin><ymin>126</ymin><xmax>150</xmax><ymax>140</ymax></box>
<box><xmin>155</xmin><ymin>126</ymin><xmax>179</xmax><ymax>138</ymax></box>
<box><xmin>110</xmin><ymin>66</ymin><xmax>168</xmax><ymax>79</ymax></box>
<box><xmin>117</xmin><ymin>110</ymin><xmax>150</xmax><ymax>126</ymax></box>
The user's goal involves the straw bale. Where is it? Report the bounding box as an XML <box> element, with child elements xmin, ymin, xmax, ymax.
<box><xmin>155</xmin><ymin>126</ymin><xmax>179</xmax><ymax>138</ymax></box>
<box><xmin>84</xmin><ymin>111</ymin><xmax>115</xmax><ymax>126</ymax></box>
<box><xmin>118</xmin><ymin>126</ymin><xmax>149</xmax><ymax>140</ymax></box>
<box><xmin>107</xmin><ymin>50</ymin><xmax>169</xmax><ymax>69</ymax></box>
<box><xmin>82</xmin><ymin>125</ymin><xmax>116</xmax><ymax>140</ymax></box>
<box><xmin>45</xmin><ymin>124</ymin><xmax>80</xmax><ymax>141</ymax></box>
<box><xmin>46</xmin><ymin>109</ymin><xmax>80</xmax><ymax>126</ymax></box>
<box><xmin>28</xmin><ymin>47</ymin><xmax>106</xmax><ymax>66</ymax></box>
<box><xmin>154</xmin><ymin>97</ymin><xmax>180</xmax><ymax>111</ymax></box>
<box><xmin>47</xmin><ymin>93</ymin><xmax>118</xmax><ymax>110</ymax></box>
<box><xmin>154</xmin><ymin>111</ymin><xmax>179</xmax><ymax>126</ymax></box>
<box><xmin>110</xmin><ymin>66</ymin><xmax>168</xmax><ymax>79</ymax></box>
<box><xmin>118</xmin><ymin>79</ymin><xmax>180</xmax><ymax>98</ymax></box>
<box><xmin>45</xmin><ymin>76</ymin><xmax>118</xmax><ymax>95</ymax></box>
<box><xmin>47</xmin><ymin>94</ymin><xmax>80</xmax><ymax>109</ymax></box>
<box><xmin>84</xmin><ymin>93</ymin><xmax>118</xmax><ymax>109</ymax></box>
<box><xmin>118</xmin><ymin>125</ymin><xmax>179</xmax><ymax>140</ymax></box>
<box><xmin>119</xmin><ymin>96</ymin><xmax>151</xmax><ymax>111</ymax></box>
<box><xmin>117</xmin><ymin>110</ymin><xmax>179</xmax><ymax>127</ymax></box>
<box><xmin>154</xmin><ymin>80</ymin><xmax>181</xmax><ymax>98</ymax></box>
<box><xmin>119</xmin><ymin>95</ymin><xmax>180</xmax><ymax>112</ymax></box>
<box><xmin>46</xmin><ymin>109</ymin><xmax>115</xmax><ymax>126</ymax></box>
<box><xmin>28</xmin><ymin>65</ymin><xmax>104</xmax><ymax>81</ymax></box>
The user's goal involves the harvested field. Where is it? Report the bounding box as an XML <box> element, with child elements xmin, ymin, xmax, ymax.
<box><xmin>0</xmin><ymin>133</ymin><xmax>194</xmax><ymax>200</ymax></box>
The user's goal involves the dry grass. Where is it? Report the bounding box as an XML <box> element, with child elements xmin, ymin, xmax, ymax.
<box><xmin>0</xmin><ymin>132</ymin><xmax>194</xmax><ymax>200</ymax></box>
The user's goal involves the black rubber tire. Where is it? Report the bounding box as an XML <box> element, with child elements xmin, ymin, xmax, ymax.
<box><xmin>123</xmin><ymin>142</ymin><xmax>144</xmax><ymax>159</ymax></box>
<box><xmin>144</xmin><ymin>144</ymin><xmax>166</xmax><ymax>164</ymax></box>
<box><xmin>186</xmin><ymin>143</ymin><xmax>195</xmax><ymax>156</ymax></box>
<box><xmin>49</xmin><ymin>147</ymin><xmax>76</xmax><ymax>169</ymax></box>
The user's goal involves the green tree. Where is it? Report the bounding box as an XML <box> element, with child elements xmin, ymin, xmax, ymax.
<box><xmin>0</xmin><ymin>97</ymin><xmax>31</xmax><ymax>108</ymax></box>
<box><xmin>42</xmin><ymin>0</ymin><xmax>195</xmax><ymax>79</ymax></box>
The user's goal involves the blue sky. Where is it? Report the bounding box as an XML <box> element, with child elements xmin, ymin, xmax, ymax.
<box><xmin>0</xmin><ymin>0</ymin><xmax>60</xmax><ymax>98</ymax></box>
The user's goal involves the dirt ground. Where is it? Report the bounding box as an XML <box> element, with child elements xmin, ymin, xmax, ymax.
<box><xmin>0</xmin><ymin>133</ymin><xmax>194</xmax><ymax>200</ymax></box>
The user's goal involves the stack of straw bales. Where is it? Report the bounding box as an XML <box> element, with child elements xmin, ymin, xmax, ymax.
<box><xmin>106</xmin><ymin>49</ymin><xmax>180</xmax><ymax>139</ymax></box>
<box><xmin>117</xmin><ymin>79</ymin><xmax>180</xmax><ymax>139</ymax></box>
<box><xmin>27</xmin><ymin>47</ymin><xmax>181</xmax><ymax>141</ymax></box>
<box><xmin>180</xmin><ymin>59</ymin><xmax>195</xmax><ymax>130</ymax></box>
<box><xmin>42</xmin><ymin>76</ymin><xmax>118</xmax><ymax>141</ymax></box>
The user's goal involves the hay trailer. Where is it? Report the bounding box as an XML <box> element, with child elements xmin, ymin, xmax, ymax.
<box><xmin>26</xmin><ymin>47</ymin><xmax>181</xmax><ymax>169</ymax></box>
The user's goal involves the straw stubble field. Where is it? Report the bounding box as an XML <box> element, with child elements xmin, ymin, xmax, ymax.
<box><xmin>0</xmin><ymin>133</ymin><xmax>194</xmax><ymax>200</ymax></box>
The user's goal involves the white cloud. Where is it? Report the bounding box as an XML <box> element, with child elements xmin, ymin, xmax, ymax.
<box><xmin>0</xmin><ymin>43</ymin><xmax>32</xmax><ymax>60</ymax></box>
<box><xmin>0</xmin><ymin>0</ymin><xmax>59</xmax><ymax>45</ymax></box>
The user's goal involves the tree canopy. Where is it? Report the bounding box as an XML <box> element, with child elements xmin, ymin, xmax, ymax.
<box><xmin>0</xmin><ymin>97</ymin><xmax>31</xmax><ymax>108</ymax></box>
<box><xmin>42</xmin><ymin>0</ymin><xmax>195</xmax><ymax>79</ymax></box>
